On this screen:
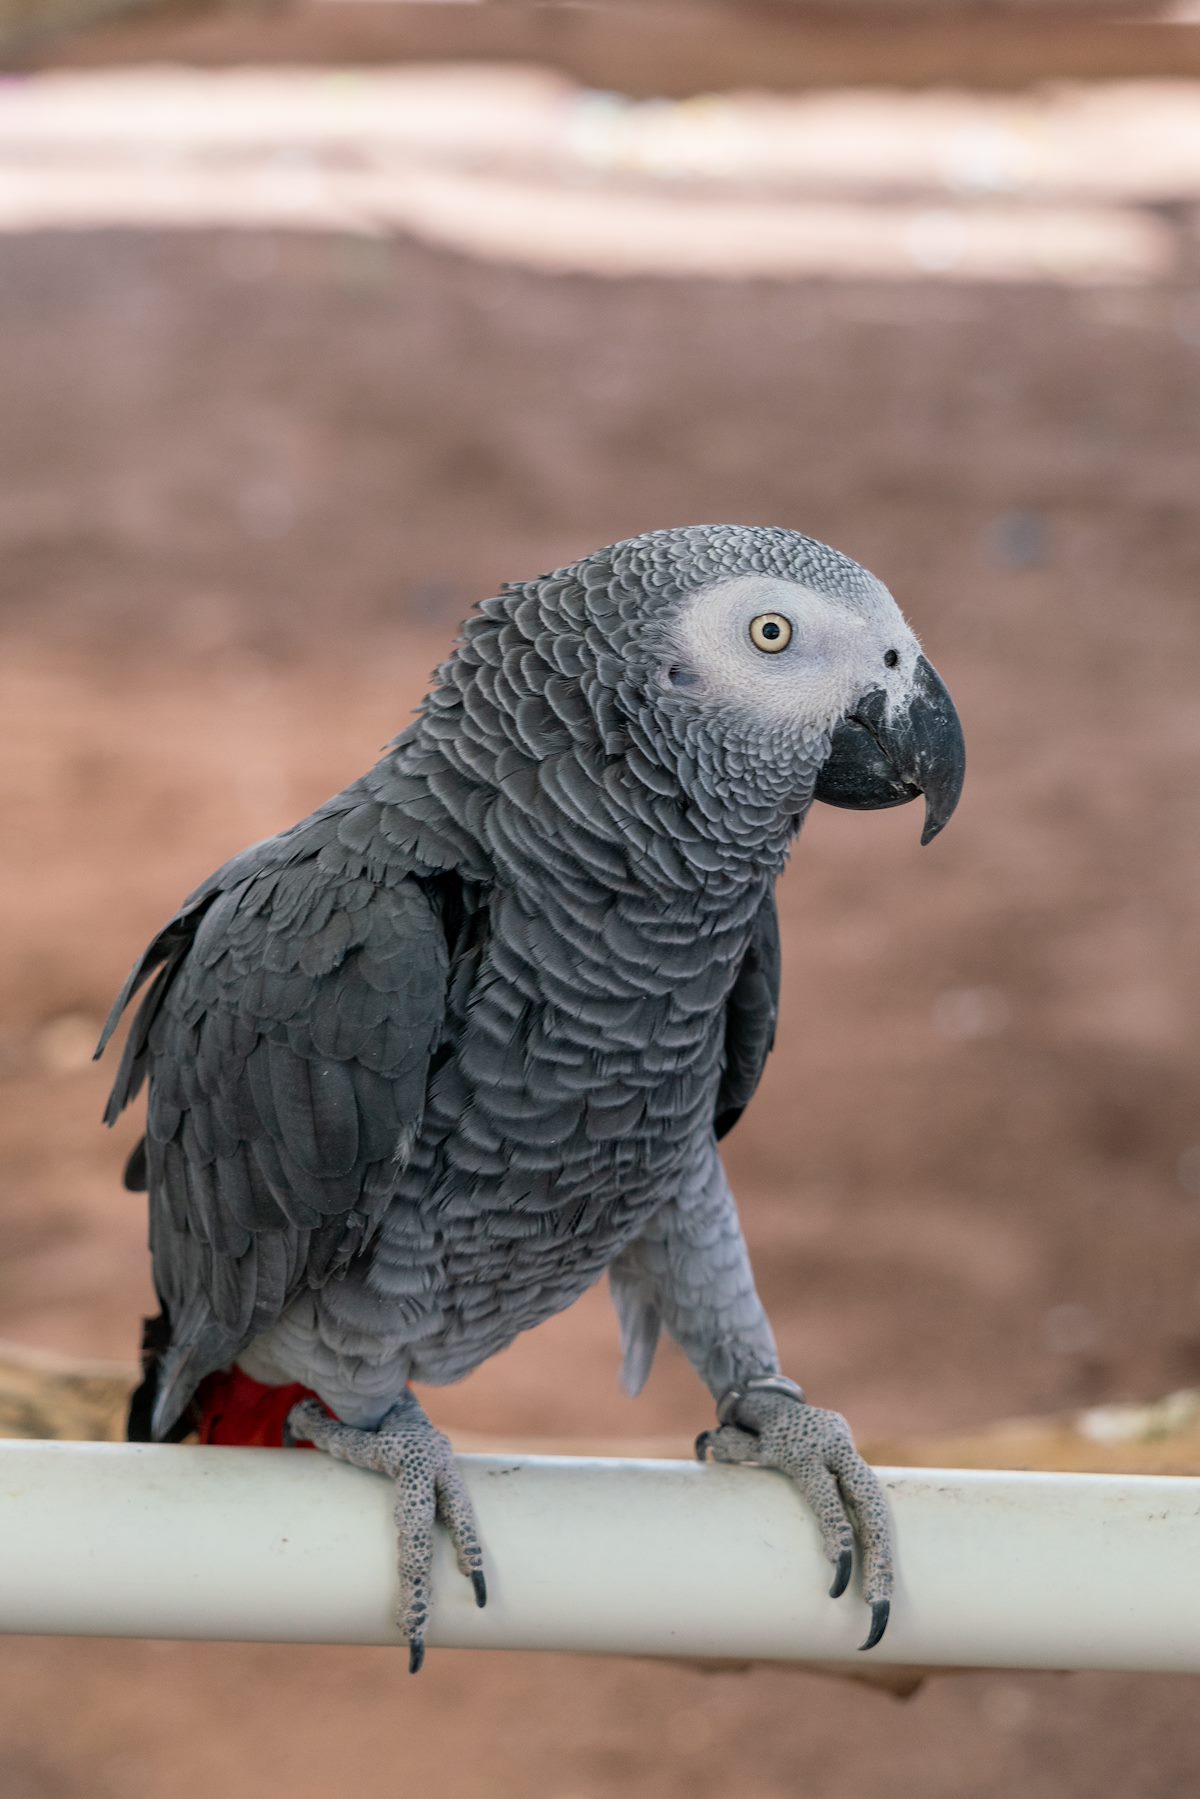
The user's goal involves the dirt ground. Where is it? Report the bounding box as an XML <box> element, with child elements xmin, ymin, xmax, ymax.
<box><xmin>1</xmin><ymin>215</ymin><xmax>1199</xmax><ymax>1797</ymax></box>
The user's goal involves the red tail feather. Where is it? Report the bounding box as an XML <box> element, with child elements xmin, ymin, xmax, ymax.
<box><xmin>194</xmin><ymin>1367</ymin><xmax>331</xmax><ymax>1448</ymax></box>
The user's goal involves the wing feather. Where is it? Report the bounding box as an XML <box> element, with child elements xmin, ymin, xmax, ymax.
<box><xmin>101</xmin><ymin>795</ymin><xmax>463</xmax><ymax>1438</ymax></box>
<box><xmin>713</xmin><ymin>888</ymin><xmax>781</xmax><ymax>1141</ymax></box>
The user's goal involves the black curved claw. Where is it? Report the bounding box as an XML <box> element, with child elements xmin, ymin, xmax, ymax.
<box><xmin>829</xmin><ymin>1548</ymin><xmax>852</xmax><ymax>1600</ymax></box>
<box><xmin>472</xmin><ymin>1570</ymin><xmax>488</xmax><ymax>1609</ymax></box>
<box><xmin>859</xmin><ymin>1599</ymin><xmax>890</xmax><ymax>1653</ymax></box>
<box><xmin>694</xmin><ymin>1430</ymin><xmax>713</xmax><ymax>1462</ymax></box>
<box><xmin>408</xmin><ymin>1638</ymin><xmax>426</xmax><ymax>1675</ymax></box>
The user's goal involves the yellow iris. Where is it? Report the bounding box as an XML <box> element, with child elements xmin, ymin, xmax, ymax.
<box><xmin>749</xmin><ymin>613</ymin><xmax>793</xmax><ymax>653</ymax></box>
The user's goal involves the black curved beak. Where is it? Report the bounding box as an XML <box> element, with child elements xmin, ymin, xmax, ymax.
<box><xmin>813</xmin><ymin>655</ymin><xmax>965</xmax><ymax>845</ymax></box>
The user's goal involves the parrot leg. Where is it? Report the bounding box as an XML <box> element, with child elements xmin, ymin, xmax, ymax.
<box><xmin>286</xmin><ymin>1391</ymin><xmax>486</xmax><ymax>1671</ymax></box>
<box><xmin>695</xmin><ymin>1379</ymin><xmax>893</xmax><ymax>1651</ymax></box>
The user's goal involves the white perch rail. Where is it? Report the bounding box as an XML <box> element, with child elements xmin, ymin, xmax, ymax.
<box><xmin>0</xmin><ymin>1442</ymin><xmax>1197</xmax><ymax>1671</ymax></box>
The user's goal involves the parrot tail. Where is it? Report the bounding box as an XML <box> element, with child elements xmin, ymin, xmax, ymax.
<box><xmin>191</xmin><ymin>1367</ymin><xmax>326</xmax><ymax>1448</ymax></box>
<box><xmin>126</xmin><ymin>1309</ymin><xmax>188</xmax><ymax>1443</ymax></box>
<box><xmin>127</xmin><ymin>1311</ymin><xmax>328</xmax><ymax>1448</ymax></box>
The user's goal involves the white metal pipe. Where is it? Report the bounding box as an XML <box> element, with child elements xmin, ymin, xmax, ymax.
<box><xmin>0</xmin><ymin>1442</ymin><xmax>1196</xmax><ymax>1671</ymax></box>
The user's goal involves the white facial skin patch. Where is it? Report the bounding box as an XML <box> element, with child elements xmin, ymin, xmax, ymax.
<box><xmin>670</xmin><ymin>572</ymin><xmax>924</xmax><ymax>739</ymax></box>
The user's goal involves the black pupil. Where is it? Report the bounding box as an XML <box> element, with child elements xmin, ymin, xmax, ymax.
<box><xmin>884</xmin><ymin>648</ymin><xmax>899</xmax><ymax>667</ymax></box>
<box><xmin>762</xmin><ymin>621</ymin><xmax>781</xmax><ymax>641</ymax></box>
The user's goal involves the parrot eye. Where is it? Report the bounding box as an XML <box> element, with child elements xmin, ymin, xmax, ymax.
<box><xmin>749</xmin><ymin>613</ymin><xmax>793</xmax><ymax>654</ymax></box>
<box><xmin>883</xmin><ymin>649</ymin><xmax>899</xmax><ymax>668</ymax></box>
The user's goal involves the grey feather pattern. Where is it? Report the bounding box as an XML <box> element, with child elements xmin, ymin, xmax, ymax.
<box><xmin>103</xmin><ymin>803</ymin><xmax>459</xmax><ymax>1433</ymax></box>
<box><xmin>714</xmin><ymin>891</ymin><xmax>781</xmax><ymax>1142</ymax></box>
<box><xmin>608</xmin><ymin>1258</ymin><xmax>663</xmax><ymax>1397</ymax></box>
<box><xmin>101</xmin><ymin>526</ymin><xmax>864</xmax><ymax>1434</ymax></box>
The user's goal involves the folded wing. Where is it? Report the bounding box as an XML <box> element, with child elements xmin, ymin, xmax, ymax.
<box><xmin>98</xmin><ymin>800</ymin><xmax>455</xmax><ymax>1438</ymax></box>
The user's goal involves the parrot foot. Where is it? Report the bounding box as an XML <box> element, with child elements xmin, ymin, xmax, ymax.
<box><xmin>696</xmin><ymin>1381</ymin><xmax>893</xmax><ymax>1651</ymax></box>
<box><xmin>287</xmin><ymin>1392</ymin><xmax>486</xmax><ymax>1671</ymax></box>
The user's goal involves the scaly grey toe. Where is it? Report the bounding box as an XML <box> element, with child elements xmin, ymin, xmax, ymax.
<box><xmin>699</xmin><ymin>1387</ymin><xmax>894</xmax><ymax>1650</ymax></box>
<box><xmin>287</xmin><ymin>1391</ymin><xmax>486</xmax><ymax>1667</ymax></box>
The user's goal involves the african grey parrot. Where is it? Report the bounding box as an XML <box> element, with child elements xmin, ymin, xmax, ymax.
<box><xmin>98</xmin><ymin>524</ymin><xmax>964</xmax><ymax>1668</ymax></box>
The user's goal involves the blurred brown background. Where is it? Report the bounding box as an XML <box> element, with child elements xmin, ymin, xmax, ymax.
<box><xmin>1</xmin><ymin>13</ymin><xmax>1200</xmax><ymax>1796</ymax></box>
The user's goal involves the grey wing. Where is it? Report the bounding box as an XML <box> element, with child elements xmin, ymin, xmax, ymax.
<box><xmin>610</xmin><ymin>887</ymin><xmax>781</xmax><ymax>1392</ymax></box>
<box><xmin>100</xmin><ymin>804</ymin><xmax>456</xmax><ymax>1438</ymax></box>
<box><xmin>713</xmin><ymin>887</ymin><xmax>781</xmax><ymax>1141</ymax></box>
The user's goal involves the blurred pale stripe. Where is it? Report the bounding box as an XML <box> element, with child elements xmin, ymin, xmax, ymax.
<box><xmin>1</xmin><ymin>72</ymin><xmax>1193</xmax><ymax>279</ymax></box>
<box><xmin>4</xmin><ymin>72</ymin><xmax>1200</xmax><ymax>200</ymax></box>
<box><xmin>0</xmin><ymin>165</ymin><xmax>1173</xmax><ymax>282</ymax></box>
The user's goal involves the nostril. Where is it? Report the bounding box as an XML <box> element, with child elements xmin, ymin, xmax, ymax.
<box><xmin>883</xmin><ymin>649</ymin><xmax>899</xmax><ymax>669</ymax></box>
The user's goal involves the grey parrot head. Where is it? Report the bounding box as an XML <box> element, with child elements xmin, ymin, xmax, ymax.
<box><xmin>427</xmin><ymin>525</ymin><xmax>964</xmax><ymax>886</ymax></box>
<box><xmin>557</xmin><ymin>524</ymin><xmax>965</xmax><ymax>848</ymax></box>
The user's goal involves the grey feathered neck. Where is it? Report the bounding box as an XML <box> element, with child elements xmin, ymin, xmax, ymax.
<box><xmin>380</xmin><ymin>527</ymin><xmax>848</xmax><ymax>898</ymax></box>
